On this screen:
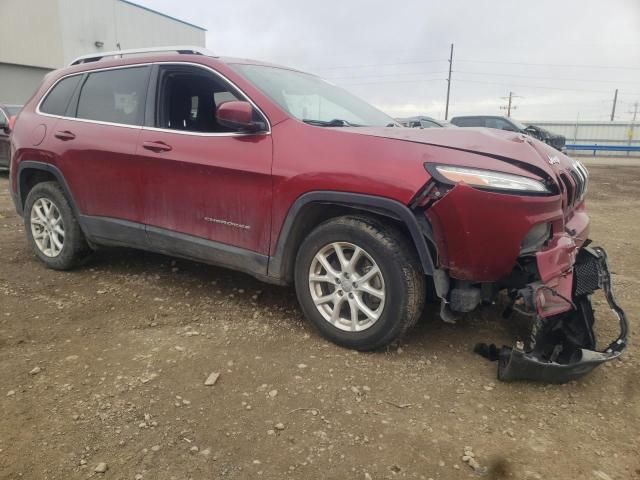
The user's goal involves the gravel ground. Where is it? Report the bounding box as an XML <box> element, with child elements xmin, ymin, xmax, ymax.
<box><xmin>0</xmin><ymin>167</ymin><xmax>639</xmax><ymax>480</ymax></box>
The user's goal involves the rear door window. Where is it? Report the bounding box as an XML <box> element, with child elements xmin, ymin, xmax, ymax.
<box><xmin>39</xmin><ymin>75</ymin><xmax>82</xmax><ymax>116</ymax></box>
<box><xmin>76</xmin><ymin>67</ymin><xmax>150</xmax><ymax>126</ymax></box>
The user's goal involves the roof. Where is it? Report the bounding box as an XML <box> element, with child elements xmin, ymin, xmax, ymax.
<box><xmin>118</xmin><ymin>0</ymin><xmax>207</xmax><ymax>31</ymax></box>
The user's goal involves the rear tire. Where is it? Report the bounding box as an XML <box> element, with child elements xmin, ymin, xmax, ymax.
<box><xmin>24</xmin><ymin>181</ymin><xmax>89</xmax><ymax>270</ymax></box>
<box><xmin>294</xmin><ymin>215</ymin><xmax>425</xmax><ymax>351</ymax></box>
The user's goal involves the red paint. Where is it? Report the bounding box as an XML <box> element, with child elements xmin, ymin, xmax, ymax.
<box><xmin>216</xmin><ymin>101</ymin><xmax>253</xmax><ymax>129</ymax></box>
<box><xmin>9</xmin><ymin>54</ymin><xmax>592</xmax><ymax>314</ymax></box>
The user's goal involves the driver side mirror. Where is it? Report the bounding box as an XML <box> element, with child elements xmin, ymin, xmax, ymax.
<box><xmin>216</xmin><ymin>101</ymin><xmax>266</xmax><ymax>133</ymax></box>
<box><xmin>0</xmin><ymin>115</ymin><xmax>8</xmax><ymax>133</ymax></box>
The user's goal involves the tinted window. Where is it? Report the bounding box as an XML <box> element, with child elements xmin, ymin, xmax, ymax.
<box><xmin>40</xmin><ymin>75</ymin><xmax>82</xmax><ymax>116</ymax></box>
<box><xmin>451</xmin><ymin>117</ymin><xmax>484</xmax><ymax>127</ymax></box>
<box><xmin>77</xmin><ymin>67</ymin><xmax>149</xmax><ymax>126</ymax></box>
<box><xmin>488</xmin><ymin>118</ymin><xmax>517</xmax><ymax>131</ymax></box>
<box><xmin>156</xmin><ymin>65</ymin><xmax>244</xmax><ymax>133</ymax></box>
<box><xmin>420</xmin><ymin>119</ymin><xmax>440</xmax><ymax>128</ymax></box>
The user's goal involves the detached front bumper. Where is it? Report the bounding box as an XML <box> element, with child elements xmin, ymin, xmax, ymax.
<box><xmin>479</xmin><ymin>246</ymin><xmax>629</xmax><ymax>383</ymax></box>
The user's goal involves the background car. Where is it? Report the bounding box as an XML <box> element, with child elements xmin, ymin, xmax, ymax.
<box><xmin>0</xmin><ymin>104</ymin><xmax>22</xmax><ymax>168</ymax></box>
<box><xmin>523</xmin><ymin>124</ymin><xmax>566</xmax><ymax>152</ymax></box>
<box><xmin>450</xmin><ymin>115</ymin><xmax>566</xmax><ymax>151</ymax></box>
<box><xmin>396</xmin><ymin>116</ymin><xmax>456</xmax><ymax>128</ymax></box>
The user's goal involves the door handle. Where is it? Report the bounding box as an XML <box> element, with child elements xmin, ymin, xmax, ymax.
<box><xmin>142</xmin><ymin>140</ymin><xmax>172</xmax><ymax>152</ymax></box>
<box><xmin>54</xmin><ymin>130</ymin><xmax>76</xmax><ymax>141</ymax></box>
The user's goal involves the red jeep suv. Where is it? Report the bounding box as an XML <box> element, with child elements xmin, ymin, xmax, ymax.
<box><xmin>9</xmin><ymin>47</ymin><xmax>627</xmax><ymax>382</ymax></box>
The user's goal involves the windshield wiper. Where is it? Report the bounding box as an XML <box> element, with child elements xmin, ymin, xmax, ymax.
<box><xmin>302</xmin><ymin>118</ymin><xmax>362</xmax><ymax>127</ymax></box>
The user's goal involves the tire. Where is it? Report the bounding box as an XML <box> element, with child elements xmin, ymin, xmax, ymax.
<box><xmin>24</xmin><ymin>181</ymin><xmax>89</xmax><ymax>270</ymax></box>
<box><xmin>294</xmin><ymin>215</ymin><xmax>426</xmax><ymax>351</ymax></box>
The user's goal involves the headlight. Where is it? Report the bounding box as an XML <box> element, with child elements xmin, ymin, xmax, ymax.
<box><xmin>427</xmin><ymin>164</ymin><xmax>550</xmax><ymax>193</ymax></box>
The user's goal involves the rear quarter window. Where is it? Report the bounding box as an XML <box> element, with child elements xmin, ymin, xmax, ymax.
<box><xmin>76</xmin><ymin>67</ymin><xmax>150</xmax><ymax>126</ymax></box>
<box><xmin>39</xmin><ymin>75</ymin><xmax>82</xmax><ymax>116</ymax></box>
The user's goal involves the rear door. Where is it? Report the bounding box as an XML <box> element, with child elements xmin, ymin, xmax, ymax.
<box><xmin>52</xmin><ymin>66</ymin><xmax>151</xmax><ymax>225</ymax></box>
<box><xmin>136</xmin><ymin>63</ymin><xmax>273</xmax><ymax>256</ymax></box>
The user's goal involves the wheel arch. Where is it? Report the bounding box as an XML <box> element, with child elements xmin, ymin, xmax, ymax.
<box><xmin>16</xmin><ymin>161</ymin><xmax>79</xmax><ymax>217</ymax></box>
<box><xmin>267</xmin><ymin>191</ymin><xmax>437</xmax><ymax>284</ymax></box>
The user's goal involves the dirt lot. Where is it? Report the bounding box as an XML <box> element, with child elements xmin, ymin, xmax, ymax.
<box><xmin>0</xmin><ymin>167</ymin><xmax>639</xmax><ymax>480</ymax></box>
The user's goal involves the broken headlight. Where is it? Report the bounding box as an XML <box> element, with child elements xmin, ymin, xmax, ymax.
<box><xmin>426</xmin><ymin>164</ymin><xmax>550</xmax><ymax>194</ymax></box>
<box><xmin>520</xmin><ymin>222</ymin><xmax>552</xmax><ymax>255</ymax></box>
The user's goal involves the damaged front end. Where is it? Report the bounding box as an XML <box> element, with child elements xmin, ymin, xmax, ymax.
<box><xmin>484</xmin><ymin>245</ymin><xmax>628</xmax><ymax>383</ymax></box>
<box><xmin>415</xmin><ymin>151</ymin><xmax>629</xmax><ymax>383</ymax></box>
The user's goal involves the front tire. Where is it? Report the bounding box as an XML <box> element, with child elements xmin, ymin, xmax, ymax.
<box><xmin>24</xmin><ymin>181</ymin><xmax>89</xmax><ymax>270</ymax></box>
<box><xmin>294</xmin><ymin>216</ymin><xmax>425</xmax><ymax>351</ymax></box>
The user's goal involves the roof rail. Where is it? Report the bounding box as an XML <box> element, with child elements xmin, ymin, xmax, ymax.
<box><xmin>69</xmin><ymin>45</ymin><xmax>215</xmax><ymax>66</ymax></box>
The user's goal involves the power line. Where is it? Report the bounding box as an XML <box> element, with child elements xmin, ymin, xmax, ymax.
<box><xmin>327</xmin><ymin>69</ymin><xmax>639</xmax><ymax>87</ymax></box>
<box><xmin>453</xmin><ymin>78</ymin><xmax>640</xmax><ymax>96</ymax></box>
<box><xmin>309</xmin><ymin>59</ymin><xmax>446</xmax><ymax>71</ymax></box>
<box><xmin>337</xmin><ymin>77</ymin><xmax>445</xmax><ymax>87</ymax></box>
<box><xmin>327</xmin><ymin>70</ymin><xmax>446</xmax><ymax>80</ymax></box>
<box><xmin>453</xmin><ymin>70</ymin><xmax>640</xmax><ymax>85</ymax></box>
<box><xmin>456</xmin><ymin>59</ymin><xmax>640</xmax><ymax>70</ymax></box>
<box><xmin>308</xmin><ymin>58</ymin><xmax>640</xmax><ymax>73</ymax></box>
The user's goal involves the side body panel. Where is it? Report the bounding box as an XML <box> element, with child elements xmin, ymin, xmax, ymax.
<box><xmin>267</xmin><ymin>120</ymin><xmax>433</xmax><ymax>258</ymax></box>
<box><xmin>136</xmin><ymin>130</ymin><xmax>273</xmax><ymax>254</ymax></box>
<box><xmin>53</xmin><ymin>118</ymin><xmax>144</xmax><ymax>223</ymax></box>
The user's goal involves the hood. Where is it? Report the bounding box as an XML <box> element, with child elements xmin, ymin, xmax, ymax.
<box><xmin>339</xmin><ymin>126</ymin><xmax>576</xmax><ymax>180</ymax></box>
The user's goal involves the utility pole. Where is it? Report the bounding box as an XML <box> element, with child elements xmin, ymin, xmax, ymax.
<box><xmin>629</xmin><ymin>101</ymin><xmax>639</xmax><ymax>122</ymax></box>
<box><xmin>500</xmin><ymin>91</ymin><xmax>520</xmax><ymax>117</ymax></box>
<box><xmin>444</xmin><ymin>43</ymin><xmax>454</xmax><ymax>120</ymax></box>
<box><xmin>610</xmin><ymin>88</ymin><xmax>618</xmax><ymax>121</ymax></box>
<box><xmin>627</xmin><ymin>101</ymin><xmax>639</xmax><ymax>157</ymax></box>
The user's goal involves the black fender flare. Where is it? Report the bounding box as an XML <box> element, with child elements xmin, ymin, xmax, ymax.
<box><xmin>267</xmin><ymin>191</ymin><xmax>436</xmax><ymax>282</ymax></box>
<box><xmin>15</xmin><ymin>161</ymin><xmax>80</xmax><ymax>217</ymax></box>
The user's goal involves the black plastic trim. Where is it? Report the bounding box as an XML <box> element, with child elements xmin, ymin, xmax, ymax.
<box><xmin>267</xmin><ymin>191</ymin><xmax>436</xmax><ymax>281</ymax></box>
<box><xmin>15</xmin><ymin>161</ymin><xmax>80</xmax><ymax>217</ymax></box>
<box><xmin>79</xmin><ymin>215</ymin><xmax>149</xmax><ymax>249</ymax></box>
<box><xmin>79</xmin><ymin>215</ymin><xmax>270</xmax><ymax>281</ymax></box>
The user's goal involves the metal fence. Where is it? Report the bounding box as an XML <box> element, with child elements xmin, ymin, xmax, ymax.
<box><xmin>524</xmin><ymin>120</ymin><xmax>639</xmax><ymax>157</ymax></box>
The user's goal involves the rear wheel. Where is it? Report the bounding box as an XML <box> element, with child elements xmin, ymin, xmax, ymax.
<box><xmin>24</xmin><ymin>181</ymin><xmax>89</xmax><ymax>270</ymax></box>
<box><xmin>295</xmin><ymin>216</ymin><xmax>425</xmax><ymax>350</ymax></box>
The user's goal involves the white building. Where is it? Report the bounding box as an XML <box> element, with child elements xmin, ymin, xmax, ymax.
<box><xmin>0</xmin><ymin>0</ymin><xmax>206</xmax><ymax>104</ymax></box>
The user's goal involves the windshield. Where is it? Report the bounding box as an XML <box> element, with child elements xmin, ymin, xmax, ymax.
<box><xmin>232</xmin><ymin>64</ymin><xmax>396</xmax><ymax>127</ymax></box>
<box><xmin>510</xmin><ymin>119</ymin><xmax>528</xmax><ymax>130</ymax></box>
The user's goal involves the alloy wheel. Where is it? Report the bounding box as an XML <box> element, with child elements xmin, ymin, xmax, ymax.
<box><xmin>308</xmin><ymin>242</ymin><xmax>386</xmax><ymax>332</ymax></box>
<box><xmin>30</xmin><ymin>198</ymin><xmax>65</xmax><ymax>257</ymax></box>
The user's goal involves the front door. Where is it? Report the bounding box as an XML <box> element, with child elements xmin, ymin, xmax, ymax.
<box><xmin>136</xmin><ymin>64</ymin><xmax>273</xmax><ymax>258</ymax></box>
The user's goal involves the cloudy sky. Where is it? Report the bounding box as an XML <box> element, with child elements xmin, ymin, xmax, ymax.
<box><xmin>139</xmin><ymin>0</ymin><xmax>640</xmax><ymax>121</ymax></box>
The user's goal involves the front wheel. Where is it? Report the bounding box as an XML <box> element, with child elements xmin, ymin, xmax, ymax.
<box><xmin>294</xmin><ymin>216</ymin><xmax>425</xmax><ymax>351</ymax></box>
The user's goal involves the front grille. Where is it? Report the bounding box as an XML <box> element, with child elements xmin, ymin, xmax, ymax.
<box><xmin>560</xmin><ymin>162</ymin><xmax>588</xmax><ymax>208</ymax></box>
<box><xmin>560</xmin><ymin>173</ymin><xmax>575</xmax><ymax>205</ymax></box>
